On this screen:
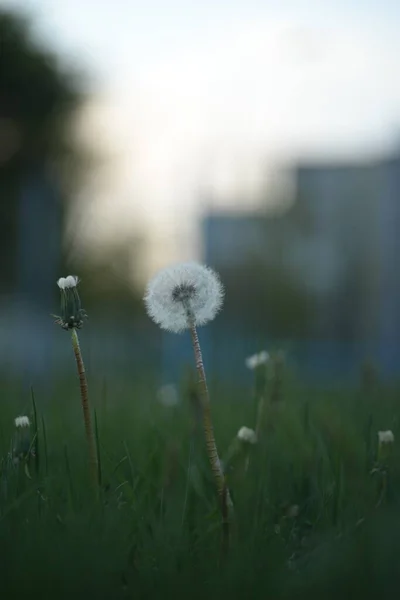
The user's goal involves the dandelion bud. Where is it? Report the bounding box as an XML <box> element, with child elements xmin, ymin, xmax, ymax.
<box><xmin>65</xmin><ymin>275</ymin><xmax>79</xmax><ymax>288</ymax></box>
<box><xmin>377</xmin><ymin>430</ymin><xmax>395</xmax><ymax>464</ymax></box>
<box><xmin>378</xmin><ymin>430</ymin><xmax>394</xmax><ymax>444</ymax></box>
<box><xmin>245</xmin><ymin>351</ymin><xmax>269</xmax><ymax>370</ymax></box>
<box><xmin>237</xmin><ymin>426</ymin><xmax>257</xmax><ymax>444</ymax></box>
<box><xmin>157</xmin><ymin>384</ymin><xmax>179</xmax><ymax>407</ymax></box>
<box><xmin>14</xmin><ymin>416</ymin><xmax>30</xmax><ymax>428</ymax></box>
<box><xmin>13</xmin><ymin>415</ymin><xmax>32</xmax><ymax>465</ymax></box>
<box><xmin>53</xmin><ymin>274</ymin><xmax>87</xmax><ymax>330</ymax></box>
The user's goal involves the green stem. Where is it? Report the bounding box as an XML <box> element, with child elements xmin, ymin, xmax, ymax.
<box><xmin>187</xmin><ymin>318</ymin><xmax>233</xmax><ymax>560</ymax></box>
<box><xmin>71</xmin><ymin>327</ymin><xmax>98</xmax><ymax>492</ymax></box>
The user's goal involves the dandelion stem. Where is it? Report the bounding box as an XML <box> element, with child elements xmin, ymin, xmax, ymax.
<box><xmin>187</xmin><ymin>314</ymin><xmax>233</xmax><ymax>557</ymax></box>
<box><xmin>70</xmin><ymin>327</ymin><xmax>98</xmax><ymax>492</ymax></box>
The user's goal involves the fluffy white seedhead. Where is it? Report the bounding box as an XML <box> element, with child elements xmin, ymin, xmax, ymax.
<box><xmin>157</xmin><ymin>383</ymin><xmax>179</xmax><ymax>407</ymax></box>
<box><xmin>245</xmin><ymin>350</ymin><xmax>269</xmax><ymax>370</ymax></box>
<box><xmin>378</xmin><ymin>430</ymin><xmax>395</xmax><ymax>444</ymax></box>
<box><xmin>144</xmin><ymin>262</ymin><xmax>224</xmax><ymax>333</ymax></box>
<box><xmin>14</xmin><ymin>415</ymin><xmax>30</xmax><ymax>428</ymax></box>
<box><xmin>57</xmin><ymin>277</ymin><xmax>67</xmax><ymax>290</ymax></box>
<box><xmin>237</xmin><ymin>426</ymin><xmax>257</xmax><ymax>444</ymax></box>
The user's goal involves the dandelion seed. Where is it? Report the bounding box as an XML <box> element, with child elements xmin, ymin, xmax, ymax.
<box><xmin>144</xmin><ymin>261</ymin><xmax>224</xmax><ymax>333</ymax></box>
<box><xmin>237</xmin><ymin>426</ymin><xmax>257</xmax><ymax>444</ymax></box>
<box><xmin>14</xmin><ymin>416</ymin><xmax>30</xmax><ymax>428</ymax></box>
<box><xmin>378</xmin><ymin>430</ymin><xmax>394</xmax><ymax>444</ymax></box>
<box><xmin>157</xmin><ymin>384</ymin><xmax>179</xmax><ymax>407</ymax></box>
<box><xmin>245</xmin><ymin>350</ymin><xmax>269</xmax><ymax>370</ymax></box>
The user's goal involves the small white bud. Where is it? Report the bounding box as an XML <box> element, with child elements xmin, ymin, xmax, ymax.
<box><xmin>57</xmin><ymin>277</ymin><xmax>67</xmax><ymax>290</ymax></box>
<box><xmin>378</xmin><ymin>430</ymin><xmax>394</xmax><ymax>444</ymax></box>
<box><xmin>65</xmin><ymin>275</ymin><xmax>79</xmax><ymax>288</ymax></box>
<box><xmin>237</xmin><ymin>426</ymin><xmax>257</xmax><ymax>444</ymax></box>
<box><xmin>245</xmin><ymin>351</ymin><xmax>269</xmax><ymax>370</ymax></box>
<box><xmin>157</xmin><ymin>384</ymin><xmax>179</xmax><ymax>407</ymax></box>
<box><xmin>14</xmin><ymin>416</ymin><xmax>31</xmax><ymax>428</ymax></box>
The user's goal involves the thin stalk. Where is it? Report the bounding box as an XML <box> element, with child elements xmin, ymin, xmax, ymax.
<box><xmin>187</xmin><ymin>315</ymin><xmax>233</xmax><ymax>557</ymax></box>
<box><xmin>70</xmin><ymin>327</ymin><xmax>98</xmax><ymax>492</ymax></box>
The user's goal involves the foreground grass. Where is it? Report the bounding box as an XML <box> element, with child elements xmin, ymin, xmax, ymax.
<box><xmin>1</xmin><ymin>371</ymin><xmax>400</xmax><ymax>599</ymax></box>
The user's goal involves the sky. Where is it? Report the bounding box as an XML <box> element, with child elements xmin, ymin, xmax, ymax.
<box><xmin>4</xmin><ymin>0</ymin><xmax>400</xmax><ymax>274</ymax></box>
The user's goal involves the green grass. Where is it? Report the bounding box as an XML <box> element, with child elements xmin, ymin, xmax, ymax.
<box><xmin>1</xmin><ymin>370</ymin><xmax>400</xmax><ymax>599</ymax></box>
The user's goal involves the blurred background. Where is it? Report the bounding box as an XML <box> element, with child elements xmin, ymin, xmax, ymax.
<box><xmin>1</xmin><ymin>0</ymin><xmax>400</xmax><ymax>385</ymax></box>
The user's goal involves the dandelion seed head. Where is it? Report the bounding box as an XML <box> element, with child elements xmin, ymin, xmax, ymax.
<box><xmin>14</xmin><ymin>416</ymin><xmax>30</xmax><ymax>428</ymax></box>
<box><xmin>378</xmin><ymin>430</ymin><xmax>394</xmax><ymax>444</ymax></box>
<box><xmin>237</xmin><ymin>426</ymin><xmax>257</xmax><ymax>444</ymax></box>
<box><xmin>144</xmin><ymin>261</ymin><xmax>224</xmax><ymax>333</ymax></box>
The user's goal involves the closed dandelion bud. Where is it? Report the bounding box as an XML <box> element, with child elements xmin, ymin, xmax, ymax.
<box><xmin>53</xmin><ymin>275</ymin><xmax>87</xmax><ymax>330</ymax></box>
<box><xmin>246</xmin><ymin>351</ymin><xmax>269</xmax><ymax>395</ymax></box>
<box><xmin>378</xmin><ymin>430</ymin><xmax>394</xmax><ymax>444</ymax></box>
<box><xmin>237</xmin><ymin>426</ymin><xmax>257</xmax><ymax>445</ymax></box>
<box><xmin>245</xmin><ymin>351</ymin><xmax>269</xmax><ymax>371</ymax></box>
<box><xmin>377</xmin><ymin>430</ymin><xmax>395</xmax><ymax>463</ymax></box>
<box><xmin>13</xmin><ymin>415</ymin><xmax>32</xmax><ymax>462</ymax></box>
<box><xmin>223</xmin><ymin>427</ymin><xmax>257</xmax><ymax>472</ymax></box>
<box><xmin>14</xmin><ymin>416</ymin><xmax>30</xmax><ymax>428</ymax></box>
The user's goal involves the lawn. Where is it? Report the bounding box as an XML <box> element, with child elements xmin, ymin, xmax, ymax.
<box><xmin>1</xmin><ymin>361</ymin><xmax>400</xmax><ymax>600</ymax></box>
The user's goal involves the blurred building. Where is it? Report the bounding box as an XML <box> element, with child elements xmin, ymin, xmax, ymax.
<box><xmin>199</xmin><ymin>149</ymin><xmax>400</xmax><ymax>380</ymax></box>
<box><xmin>0</xmin><ymin>165</ymin><xmax>63</xmax><ymax>378</ymax></box>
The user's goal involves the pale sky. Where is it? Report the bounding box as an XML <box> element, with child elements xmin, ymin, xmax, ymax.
<box><xmin>4</xmin><ymin>0</ymin><xmax>400</xmax><ymax>275</ymax></box>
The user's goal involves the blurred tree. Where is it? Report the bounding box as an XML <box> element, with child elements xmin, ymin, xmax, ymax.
<box><xmin>0</xmin><ymin>9</ymin><xmax>86</xmax><ymax>293</ymax></box>
<box><xmin>74</xmin><ymin>232</ymin><xmax>146</xmax><ymax>319</ymax></box>
<box><xmin>0</xmin><ymin>10</ymin><xmax>143</xmax><ymax>316</ymax></box>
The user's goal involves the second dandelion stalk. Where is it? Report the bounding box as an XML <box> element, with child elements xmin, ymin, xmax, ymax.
<box><xmin>54</xmin><ymin>275</ymin><xmax>98</xmax><ymax>492</ymax></box>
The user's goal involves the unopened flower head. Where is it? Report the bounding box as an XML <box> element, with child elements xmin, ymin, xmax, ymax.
<box><xmin>54</xmin><ymin>274</ymin><xmax>87</xmax><ymax>330</ymax></box>
<box><xmin>14</xmin><ymin>416</ymin><xmax>30</xmax><ymax>428</ymax></box>
<box><xmin>144</xmin><ymin>262</ymin><xmax>224</xmax><ymax>333</ymax></box>
<box><xmin>378</xmin><ymin>430</ymin><xmax>395</xmax><ymax>444</ymax></box>
<box><xmin>157</xmin><ymin>383</ymin><xmax>180</xmax><ymax>407</ymax></box>
<box><xmin>245</xmin><ymin>350</ymin><xmax>269</xmax><ymax>370</ymax></box>
<box><xmin>57</xmin><ymin>275</ymin><xmax>79</xmax><ymax>290</ymax></box>
<box><xmin>237</xmin><ymin>426</ymin><xmax>257</xmax><ymax>444</ymax></box>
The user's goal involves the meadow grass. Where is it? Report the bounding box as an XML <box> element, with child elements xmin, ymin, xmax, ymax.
<box><xmin>1</xmin><ymin>370</ymin><xmax>400</xmax><ymax>599</ymax></box>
